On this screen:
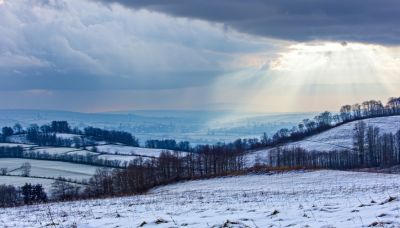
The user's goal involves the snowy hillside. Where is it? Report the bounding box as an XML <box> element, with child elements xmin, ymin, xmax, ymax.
<box><xmin>0</xmin><ymin>158</ymin><xmax>97</xmax><ymax>181</ymax></box>
<box><xmin>94</xmin><ymin>144</ymin><xmax>188</xmax><ymax>157</ymax></box>
<box><xmin>247</xmin><ymin>116</ymin><xmax>400</xmax><ymax>165</ymax></box>
<box><xmin>2</xmin><ymin>170</ymin><xmax>400</xmax><ymax>227</ymax></box>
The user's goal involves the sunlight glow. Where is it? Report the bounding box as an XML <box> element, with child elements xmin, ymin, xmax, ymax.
<box><xmin>212</xmin><ymin>41</ymin><xmax>400</xmax><ymax>113</ymax></box>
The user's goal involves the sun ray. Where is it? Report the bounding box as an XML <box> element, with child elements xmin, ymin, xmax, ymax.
<box><xmin>212</xmin><ymin>41</ymin><xmax>400</xmax><ymax>114</ymax></box>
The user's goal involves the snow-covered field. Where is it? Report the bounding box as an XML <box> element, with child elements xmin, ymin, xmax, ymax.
<box><xmin>95</xmin><ymin>144</ymin><xmax>186</xmax><ymax>157</ymax></box>
<box><xmin>0</xmin><ymin>158</ymin><xmax>97</xmax><ymax>181</ymax></box>
<box><xmin>2</xmin><ymin>170</ymin><xmax>400</xmax><ymax>227</ymax></box>
<box><xmin>0</xmin><ymin>176</ymin><xmax>57</xmax><ymax>193</ymax></box>
<box><xmin>30</xmin><ymin>147</ymin><xmax>86</xmax><ymax>155</ymax></box>
<box><xmin>97</xmin><ymin>154</ymin><xmax>151</xmax><ymax>163</ymax></box>
<box><xmin>66</xmin><ymin>150</ymin><xmax>99</xmax><ymax>157</ymax></box>
<box><xmin>247</xmin><ymin>116</ymin><xmax>400</xmax><ymax>165</ymax></box>
<box><xmin>0</xmin><ymin>143</ymin><xmax>34</xmax><ymax>148</ymax></box>
<box><xmin>55</xmin><ymin>133</ymin><xmax>82</xmax><ymax>139</ymax></box>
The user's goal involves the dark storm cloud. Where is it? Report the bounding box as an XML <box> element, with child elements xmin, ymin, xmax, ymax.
<box><xmin>96</xmin><ymin>0</ymin><xmax>400</xmax><ymax>44</ymax></box>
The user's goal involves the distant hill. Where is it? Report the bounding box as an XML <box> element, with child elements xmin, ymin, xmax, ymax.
<box><xmin>0</xmin><ymin>109</ymin><xmax>315</xmax><ymax>145</ymax></box>
<box><xmin>247</xmin><ymin>116</ymin><xmax>400</xmax><ymax>165</ymax></box>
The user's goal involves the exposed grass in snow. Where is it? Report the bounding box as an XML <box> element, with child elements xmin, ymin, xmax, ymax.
<box><xmin>2</xmin><ymin>170</ymin><xmax>400</xmax><ymax>227</ymax></box>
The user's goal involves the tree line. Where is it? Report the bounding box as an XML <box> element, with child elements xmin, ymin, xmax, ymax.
<box><xmin>0</xmin><ymin>183</ymin><xmax>47</xmax><ymax>207</ymax></box>
<box><xmin>83</xmin><ymin>127</ymin><xmax>139</xmax><ymax>146</ymax></box>
<box><xmin>0</xmin><ymin>140</ymin><xmax>246</xmax><ymax>205</ymax></box>
<box><xmin>74</xmin><ymin>142</ymin><xmax>246</xmax><ymax>199</ymax></box>
<box><xmin>1</xmin><ymin>121</ymin><xmax>140</xmax><ymax>147</ymax></box>
<box><xmin>145</xmin><ymin>139</ymin><xmax>191</xmax><ymax>151</ymax></box>
<box><xmin>257</xmin><ymin>123</ymin><xmax>400</xmax><ymax>170</ymax></box>
<box><xmin>231</xmin><ymin>97</ymin><xmax>400</xmax><ymax>151</ymax></box>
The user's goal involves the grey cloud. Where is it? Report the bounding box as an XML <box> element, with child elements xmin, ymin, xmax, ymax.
<box><xmin>95</xmin><ymin>0</ymin><xmax>400</xmax><ymax>44</ymax></box>
<box><xmin>0</xmin><ymin>0</ymin><xmax>268</xmax><ymax>91</ymax></box>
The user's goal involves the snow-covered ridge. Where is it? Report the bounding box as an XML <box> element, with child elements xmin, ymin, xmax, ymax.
<box><xmin>247</xmin><ymin>116</ymin><xmax>400</xmax><ymax>164</ymax></box>
<box><xmin>2</xmin><ymin>170</ymin><xmax>400</xmax><ymax>227</ymax></box>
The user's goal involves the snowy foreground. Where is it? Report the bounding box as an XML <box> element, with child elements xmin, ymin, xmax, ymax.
<box><xmin>2</xmin><ymin>170</ymin><xmax>400</xmax><ymax>228</ymax></box>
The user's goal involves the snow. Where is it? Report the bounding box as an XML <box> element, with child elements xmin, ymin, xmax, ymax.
<box><xmin>95</xmin><ymin>144</ymin><xmax>186</xmax><ymax>157</ymax></box>
<box><xmin>30</xmin><ymin>147</ymin><xmax>84</xmax><ymax>155</ymax></box>
<box><xmin>66</xmin><ymin>150</ymin><xmax>100</xmax><ymax>156</ymax></box>
<box><xmin>0</xmin><ymin>176</ymin><xmax>59</xmax><ymax>193</ymax></box>
<box><xmin>289</xmin><ymin>116</ymin><xmax>400</xmax><ymax>151</ymax></box>
<box><xmin>1</xmin><ymin>170</ymin><xmax>400</xmax><ymax>227</ymax></box>
<box><xmin>247</xmin><ymin>116</ymin><xmax>400</xmax><ymax>165</ymax></box>
<box><xmin>0</xmin><ymin>143</ymin><xmax>34</xmax><ymax>148</ymax></box>
<box><xmin>0</xmin><ymin>158</ymin><xmax>97</xmax><ymax>181</ymax></box>
<box><xmin>97</xmin><ymin>154</ymin><xmax>150</xmax><ymax>164</ymax></box>
<box><xmin>55</xmin><ymin>133</ymin><xmax>82</xmax><ymax>139</ymax></box>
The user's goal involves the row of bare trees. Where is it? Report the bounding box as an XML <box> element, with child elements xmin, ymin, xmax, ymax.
<box><xmin>340</xmin><ymin>97</ymin><xmax>400</xmax><ymax>121</ymax></box>
<box><xmin>353</xmin><ymin>121</ymin><xmax>400</xmax><ymax>167</ymax></box>
<box><xmin>262</xmin><ymin>123</ymin><xmax>400</xmax><ymax>170</ymax></box>
<box><xmin>263</xmin><ymin>147</ymin><xmax>361</xmax><ymax>170</ymax></box>
<box><xmin>246</xmin><ymin>97</ymin><xmax>400</xmax><ymax>151</ymax></box>
<box><xmin>72</xmin><ymin>144</ymin><xmax>246</xmax><ymax>199</ymax></box>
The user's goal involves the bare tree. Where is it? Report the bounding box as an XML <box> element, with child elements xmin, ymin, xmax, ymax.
<box><xmin>353</xmin><ymin>121</ymin><xmax>366</xmax><ymax>166</ymax></box>
<box><xmin>51</xmin><ymin>178</ymin><xmax>80</xmax><ymax>201</ymax></box>
<box><xmin>0</xmin><ymin>168</ymin><xmax>7</xmax><ymax>175</ymax></box>
<box><xmin>21</xmin><ymin>162</ymin><xmax>31</xmax><ymax>177</ymax></box>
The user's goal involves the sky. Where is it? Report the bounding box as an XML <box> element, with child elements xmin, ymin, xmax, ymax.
<box><xmin>0</xmin><ymin>0</ymin><xmax>399</xmax><ymax>113</ymax></box>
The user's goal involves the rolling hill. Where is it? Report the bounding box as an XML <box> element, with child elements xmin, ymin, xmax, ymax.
<box><xmin>247</xmin><ymin>116</ymin><xmax>400</xmax><ymax>165</ymax></box>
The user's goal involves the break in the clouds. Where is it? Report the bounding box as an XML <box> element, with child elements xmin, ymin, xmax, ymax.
<box><xmin>95</xmin><ymin>0</ymin><xmax>400</xmax><ymax>45</ymax></box>
<box><xmin>1</xmin><ymin>0</ymin><xmax>400</xmax><ymax>112</ymax></box>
